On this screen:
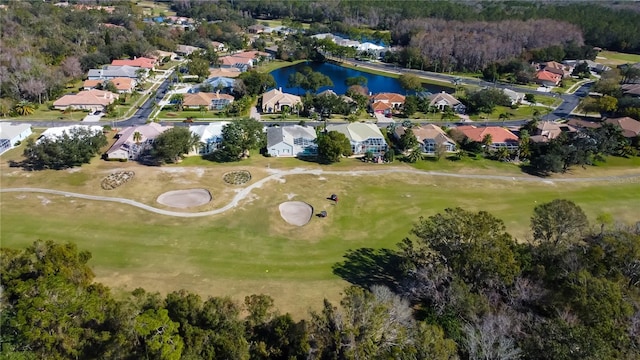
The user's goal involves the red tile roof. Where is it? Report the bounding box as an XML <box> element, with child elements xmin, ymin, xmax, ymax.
<box><xmin>604</xmin><ymin>117</ymin><xmax>640</xmax><ymax>137</ymax></box>
<box><xmin>111</xmin><ymin>57</ymin><xmax>156</xmax><ymax>69</ymax></box>
<box><xmin>455</xmin><ymin>125</ymin><xmax>519</xmax><ymax>143</ymax></box>
<box><xmin>536</xmin><ymin>70</ymin><xmax>561</xmax><ymax>84</ymax></box>
<box><xmin>371</xmin><ymin>92</ymin><xmax>406</xmax><ymax>104</ymax></box>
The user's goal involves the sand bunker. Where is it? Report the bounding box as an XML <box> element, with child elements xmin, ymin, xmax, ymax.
<box><xmin>157</xmin><ymin>189</ymin><xmax>212</xmax><ymax>209</ymax></box>
<box><xmin>279</xmin><ymin>201</ymin><xmax>313</xmax><ymax>226</ymax></box>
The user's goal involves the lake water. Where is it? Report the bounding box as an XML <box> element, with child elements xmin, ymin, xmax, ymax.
<box><xmin>269</xmin><ymin>62</ymin><xmax>451</xmax><ymax>95</ymax></box>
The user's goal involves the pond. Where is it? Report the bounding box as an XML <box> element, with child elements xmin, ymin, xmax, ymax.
<box><xmin>269</xmin><ymin>61</ymin><xmax>451</xmax><ymax>96</ymax></box>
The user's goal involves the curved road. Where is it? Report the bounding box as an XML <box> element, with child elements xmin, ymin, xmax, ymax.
<box><xmin>2</xmin><ymin>167</ymin><xmax>638</xmax><ymax>218</ymax></box>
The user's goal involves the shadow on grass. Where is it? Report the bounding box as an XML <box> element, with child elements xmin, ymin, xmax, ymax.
<box><xmin>332</xmin><ymin>247</ymin><xmax>406</xmax><ymax>291</ymax></box>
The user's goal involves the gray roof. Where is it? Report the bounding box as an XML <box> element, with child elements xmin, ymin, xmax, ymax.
<box><xmin>267</xmin><ymin>125</ymin><xmax>316</xmax><ymax>147</ymax></box>
<box><xmin>88</xmin><ymin>65</ymin><xmax>139</xmax><ymax>79</ymax></box>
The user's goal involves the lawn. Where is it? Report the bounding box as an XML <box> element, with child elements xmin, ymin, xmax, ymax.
<box><xmin>331</xmin><ymin>60</ymin><xmax>455</xmax><ymax>89</ymax></box>
<box><xmin>2</xmin><ymin>143</ymin><xmax>640</xmax><ymax>318</ymax></box>
<box><xmin>467</xmin><ymin>104</ymin><xmax>551</xmax><ymax>121</ymax></box>
<box><xmin>596</xmin><ymin>51</ymin><xmax>640</xmax><ymax>66</ymax></box>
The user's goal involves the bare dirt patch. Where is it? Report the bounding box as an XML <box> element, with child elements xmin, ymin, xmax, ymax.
<box><xmin>279</xmin><ymin>201</ymin><xmax>313</xmax><ymax>226</ymax></box>
<box><xmin>157</xmin><ymin>189</ymin><xmax>212</xmax><ymax>209</ymax></box>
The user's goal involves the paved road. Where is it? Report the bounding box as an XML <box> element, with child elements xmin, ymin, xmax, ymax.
<box><xmin>2</xmin><ymin>167</ymin><xmax>638</xmax><ymax>218</ymax></box>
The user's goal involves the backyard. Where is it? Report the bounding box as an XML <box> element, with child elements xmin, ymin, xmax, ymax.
<box><xmin>2</xmin><ymin>140</ymin><xmax>639</xmax><ymax>318</ymax></box>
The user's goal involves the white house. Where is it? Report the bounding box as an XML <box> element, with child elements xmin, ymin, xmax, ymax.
<box><xmin>266</xmin><ymin>125</ymin><xmax>317</xmax><ymax>157</ymax></box>
<box><xmin>188</xmin><ymin>122</ymin><xmax>230</xmax><ymax>155</ymax></box>
<box><xmin>0</xmin><ymin>123</ymin><xmax>32</xmax><ymax>154</ymax></box>
<box><xmin>326</xmin><ymin>122</ymin><xmax>387</xmax><ymax>155</ymax></box>
<box><xmin>503</xmin><ymin>88</ymin><xmax>525</xmax><ymax>105</ymax></box>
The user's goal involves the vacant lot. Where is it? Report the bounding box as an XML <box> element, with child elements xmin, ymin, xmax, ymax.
<box><xmin>2</xmin><ymin>149</ymin><xmax>639</xmax><ymax>317</ymax></box>
<box><xmin>596</xmin><ymin>51</ymin><xmax>640</xmax><ymax>66</ymax></box>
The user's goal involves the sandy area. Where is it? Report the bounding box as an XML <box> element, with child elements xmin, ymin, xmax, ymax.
<box><xmin>279</xmin><ymin>201</ymin><xmax>313</xmax><ymax>226</ymax></box>
<box><xmin>157</xmin><ymin>189</ymin><xmax>212</xmax><ymax>208</ymax></box>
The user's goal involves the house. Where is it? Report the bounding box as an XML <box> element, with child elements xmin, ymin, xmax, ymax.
<box><xmin>153</xmin><ymin>50</ymin><xmax>177</xmax><ymax>61</ymax></box>
<box><xmin>535</xmin><ymin>70</ymin><xmax>562</xmax><ymax>87</ymax></box>
<box><xmin>566</xmin><ymin>118</ymin><xmax>603</xmax><ymax>131</ymax></box>
<box><xmin>234</xmin><ymin>50</ymin><xmax>273</xmax><ymax>61</ymax></box>
<box><xmin>604</xmin><ymin>117</ymin><xmax>640</xmax><ymax>138</ymax></box>
<box><xmin>210</xmin><ymin>41</ymin><xmax>226</xmax><ymax>52</ymax></box>
<box><xmin>218</xmin><ymin>56</ymin><xmax>253</xmax><ymax>71</ymax></box>
<box><xmin>326</xmin><ymin>122</ymin><xmax>387</xmax><ymax>155</ymax></box>
<box><xmin>261</xmin><ymin>88</ymin><xmax>302</xmax><ymax>113</ymax></box>
<box><xmin>622</xmin><ymin>84</ymin><xmax>640</xmax><ymax>97</ymax></box>
<box><xmin>503</xmin><ymin>88</ymin><xmax>525</xmax><ymax>105</ymax></box>
<box><xmin>176</xmin><ymin>44</ymin><xmax>201</xmax><ymax>56</ymax></box>
<box><xmin>208</xmin><ymin>67</ymin><xmax>242</xmax><ymax>78</ymax></box>
<box><xmin>38</xmin><ymin>125</ymin><xmax>104</xmax><ymax>144</ymax></box>
<box><xmin>194</xmin><ymin>77</ymin><xmax>236</xmax><ymax>94</ymax></box>
<box><xmin>83</xmin><ymin>77</ymin><xmax>136</xmax><ymax>93</ymax></box>
<box><xmin>105</xmin><ymin>122</ymin><xmax>172</xmax><ymax>160</ymax></box>
<box><xmin>428</xmin><ymin>91</ymin><xmax>466</xmax><ymax>113</ymax></box>
<box><xmin>454</xmin><ymin>125</ymin><xmax>519</xmax><ymax>150</ymax></box>
<box><xmin>529</xmin><ymin>121</ymin><xmax>577</xmax><ymax>143</ymax></box>
<box><xmin>538</xmin><ymin>61</ymin><xmax>573</xmax><ymax>78</ymax></box>
<box><xmin>266</xmin><ymin>125</ymin><xmax>318</xmax><ymax>157</ymax></box>
<box><xmin>183</xmin><ymin>92</ymin><xmax>234</xmax><ymax>110</ymax></box>
<box><xmin>394</xmin><ymin>124</ymin><xmax>457</xmax><ymax>154</ymax></box>
<box><xmin>582</xmin><ymin>60</ymin><xmax>611</xmax><ymax>74</ymax></box>
<box><xmin>0</xmin><ymin>123</ymin><xmax>32</xmax><ymax>154</ymax></box>
<box><xmin>111</xmin><ymin>57</ymin><xmax>156</xmax><ymax>69</ymax></box>
<box><xmin>247</xmin><ymin>24</ymin><xmax>265</xmax><ymax>34</ymax></box>
<box><xmin>88</xmin><ymin>65</ymin><xmax>140</xmax><ymax>80</ymax></box>
<box><xmin>188</xmin><ymin>122</ymin><xmax>230</xmax><ymax>155</ymax></box>
<box><xmin>370</xmin><ymin>93</ymin><xmax>405</xmax><ymax>114</ymax></box>
<box><xmin>53</xmin><ymin>89</ymin><xmax>119</xmax><ymax>111</ymax></box>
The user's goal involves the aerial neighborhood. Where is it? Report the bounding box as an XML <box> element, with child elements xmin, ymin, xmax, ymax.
<box><xmin>1</xmin><ymin>2</ymin><xmax>640</xmax><ymax>359</ymax></box>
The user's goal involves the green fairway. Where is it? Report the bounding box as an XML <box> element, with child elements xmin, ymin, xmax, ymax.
<box><xmin>597</xmin><ymin>50</ymin><xmax>640</xmax><ymax>66</ymax></box>
<box><xmin>2</xmin><ymin>156</ymin><xmax>639</xmax><ymax>317</ymax></box>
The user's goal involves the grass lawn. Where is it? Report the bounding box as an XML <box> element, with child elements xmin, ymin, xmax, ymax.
<box><xmin>596</xmin><ymin>51</ymin><xmax>640</xmax><ymax>66</ymax></box>
<box><xmin>136</xmin><ymin>0</ymin><xmax>176</xmax><ymax>17</ymax></box>
<box><xmin>256</xmin><ymin>59</ymin><xmax>307</xmax><ymax>73</ymax></box>
<box><xmin>468</xmin><ymin>104</ymin><xmax>551</xmax><ymax>121</ymax></box>
<box><xmin>2</xmin><ymin>144</ymin><xmax>639</xmax><ymax>318</ymax></box>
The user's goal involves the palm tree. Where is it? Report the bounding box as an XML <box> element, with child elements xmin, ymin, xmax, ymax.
<box><xmin>406</xmin><ymin>144</ymin><xmax>423</xmax><ymax>163</ymax></box>
<box><xmin>133</xmin><ymin>131</ymin><xmax>142</xmax><ymax>145</ymax></box>
<box><xmin>481</xmin><ymin>133</ymin><xmax>493</xmax><ymax>156</ymax></box>
<box><xmin>13</xmin><ymin>101</ymin><xmax>35</xmax><ymax>116</ymax></box>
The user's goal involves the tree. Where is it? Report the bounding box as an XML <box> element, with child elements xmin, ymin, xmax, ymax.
<box><xmin>1</xmin><ymin>241</ymin><xmax>114</xmax><ymax>359</ymax></box>
<box><xmin>237</xmin><ymin>71</ymin><xmax>276</xmax><ymax>96</ymax></box>
<box><xmin>398</xmin><ymin>73</ymin><xmax>423</xmax><ymax>93</ymax></box>
<box><xmin>405</xmin><ymin>144</ymin><xmax>423</xmax><ymax>163</ymax></box>
<box><xmin>133</xmin><ymin>131</ymin><xmax>143</xmax><ymax>145</ymax></box>
<box><xmin>403</xmin><ymin>95</ymin><xmax>418</xmax><ymax>116</ymax></box>
<box><xmin>399</xmin><ymin>128</ymin><xmax>418</xmax><ymax>151</ymax></box>
<box><xmin>316</xmin><ymin>130</ymin><xmax>352</xmax><ymax>163</ymax></box>
<box><xmin>345</xmin><ymin>76</ymin><xmax>367</xmax><ymax>87</ymax></box>
<box><xmin>408</xmin><ymin>207</ymin><xmax>521</xmax><ymax>289</ymax></box>
<box><xmin>187</xmin><ymin>57</ymin><xmax>210</xmax><ymax>80</ymax></box>
<box><xmin>219</xmin><ymin>118</ymin><xmax>266</xmax><ymax>160</ymax></box>
<box><xmin>134</xmin><ymin>309</ymin><xmax>184</xmax><ymax>360</ymax></box>
<box><xmin>291</xmin><ymin>66</ymin><xmax>333</xmax><ymax>93</ymax></box>
<box><xmin>170</xmin><ymin>93</ymin><xmax>184</xmax><ymax>111</ymax></box>
<box><xmin>530</xmin><ymin>199</ymin><xmax>589</xmax><ymax>247</ymax></box>
<box><xmin>152</xmin><ymin>127</ymin><xmax>201</xmax><ymax>163</ymax></box>
<box><xmin>102</xmin><ymin>80</ymin><xmax>119</xmax><ymax>94</ymax></box>
<box><xmin>13</xmin><ymin>101</ymin><xmax>35</xmax><ymax>116</ymax></box>
<box><xmin>23</xmin><ymin>127</ymin><xmax>107</xmax><ymax>170</ymax></box>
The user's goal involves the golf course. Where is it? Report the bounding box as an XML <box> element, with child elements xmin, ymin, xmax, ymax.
<box><xmin>2</xmin><ymin>146</ymin><xmax>640</xmax><ymax>317</ymax></box>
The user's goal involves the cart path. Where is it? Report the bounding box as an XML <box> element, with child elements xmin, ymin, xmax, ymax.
<box><xmin>2</xmin><ymin>167</ymin><xmax>639</xmax><ymax>218</ymax></box>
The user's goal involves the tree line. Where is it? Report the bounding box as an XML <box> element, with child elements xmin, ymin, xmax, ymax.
<box><xmin>2</xmin><ymin>200</ymin><xmax>639</xmax><ymax>359</ymax></box>
<box><xmin>232</xmin><ymin>0</ymin><xmax>640</xmax><ymax>54</ymax></box>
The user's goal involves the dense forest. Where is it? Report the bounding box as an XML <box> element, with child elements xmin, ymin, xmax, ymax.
<box><xmin>2</xmin><ymin>201</ymin><xmax>639</xmax><ymax>359</ymax></box>
<box><xmin>231</xmin><ymin>0</ymin><xmax>640</xmax><ymax>54</ymax></box>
